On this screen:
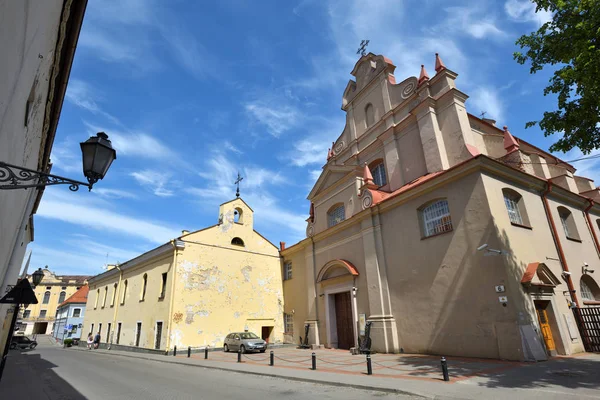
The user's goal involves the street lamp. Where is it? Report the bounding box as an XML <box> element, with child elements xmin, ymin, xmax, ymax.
<box><xmin>31</xmin><ymin>268</ymin><xmax>44</xmax><ymax>287</ymax></box>
<box><xmin>0</xmin><ymin>132</ymin><xmax>117</xmax><ymax>192</ymax></box>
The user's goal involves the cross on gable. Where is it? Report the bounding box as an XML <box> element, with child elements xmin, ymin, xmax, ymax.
<box><xmin>235</xmin><ymin>172</ymin><xmax>243</xmax><ymax>198</ymax></box>
<box><xmin>356</xmin><ymin>40</ymin><xmax>370</xmax><ymax>57</ymax></box>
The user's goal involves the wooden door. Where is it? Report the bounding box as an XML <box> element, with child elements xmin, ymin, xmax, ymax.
<box><xmin>535</xmin><ymin>304</ymin><xmax>556</xmax><ymax>353</ymax></box>
<box><xmin>334</xmin><ymin>292</ymin><xmax>354</xmax><ymax>349</ymax></box>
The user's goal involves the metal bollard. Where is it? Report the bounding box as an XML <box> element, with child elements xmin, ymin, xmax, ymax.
<box><xmin>269</xmin><ymin>351</ymin><xmax>274</xmax><ymax>366</ymax></box>
<box><xmin>366</xmin><ymin>354</ymin><xmax>372</xmax><ymax>375</ymax></box>
<box><xmin>237</xmin><ymin>349</ymin><xmax>242</xmax><ymax>363</ymax></box>
<box><xmin>441</xmin><ymin>356</ymin><xmax>449</xmax><ymax>382</ymax></box>
<box><xmin>311</xmin><ymin>352</ymin><xmax>316</xmax><ymax>370</ymax></box>
<box><xmin>173</xmin><ymin>346</ymin><xmax>177</xmax><ymax>357</ymax></box>
<box><xmin>204</xmin><ymin>347</ymin><xmax>208</xmax><ymax>359</ymax></box>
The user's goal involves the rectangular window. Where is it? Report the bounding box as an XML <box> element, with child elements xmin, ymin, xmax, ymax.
<box><xmin>102</xmin><ymin>287</ymin><xmax>108</xmax><ymax>308</ymax></box>
<box><xmin>98</xmin><ymin>323</ymin><xmax>102</xmax><ymax>336</ymax></box>
<box><xmin>106</xmin><ymin>323</ymin><xmax>111</xmax><ymax>343</ymax></box>
<box><xmin>155</xmin><ymin>322</ymin><xmax>163</xmax><ymax>350</ymax></box>
<box><xmin>39</xmin><ymin>310</ymin><xmax>47</xmax><ymax>318</ymax></box>
<box><xmin>72</xmin><ymin>308</ymin><xmax>81</xmax><ymax>318</ymax></box>
<box><xmin>160</xmin><ymin>273</ymin><xmax>167</xmax><ymax>298</ymax></box>
<box><xmin>135</xmin><ymin>322</ymin><xmax>142</xmax><ymax>347</ymax></box>
<box><xmin>90</xmin><ymin>323</ymin><xmax>94</xmax><ymax>336</ymax></box>
<box><xmin>504</xmin><ymin>196</ymin><xmax>523</xmax><ymax>225</ymax></box>
<box><xmin>116</xmin><ymin>322</ymin><xmax>122</xmax><ymax>345</ymax></box>
<box><xmin>23</xmin><ymin>310</ymin><xmax>31</xmax><ymax>319</ymax></box>
<box><xmin>284</xmin><ymin>313</ymin><xmax>294</xmax><ymax>334</ymax></box>
<box><xmin>283</xmin><ymin>262</ymin><xmax>292</xmax><ymax>280</ymax></box>
<box><xmin>422</xmin><ymin>200</ymin><xmax>453</xmax><ymax>237</ymax></box>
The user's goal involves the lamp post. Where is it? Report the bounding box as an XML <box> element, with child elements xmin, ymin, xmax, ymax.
<box><xmin>0</xmin><ymin>268</ymin><xmax>44</xmax><ymax>382</ymax></box>
<box><xmin>0</xmin><ymin>132</ymin><xmax>116</xmax><ymax>191</ymax></box>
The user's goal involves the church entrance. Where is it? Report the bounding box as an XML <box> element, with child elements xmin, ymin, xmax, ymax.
<box><xmin>334</xmin><ymin>291</ymin><xmax>354</xmax><ymax>350</ymax></box>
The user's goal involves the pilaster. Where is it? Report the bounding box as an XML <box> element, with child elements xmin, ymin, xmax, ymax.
<box><xmin>380</xmin><ymin>128</ymin><xmax>404</xmax><ymax>191</ymax></box>
<box><xmin>414</xmin><ymin>99</ymin><xmax>449</xmax><ymax>172</ymax></box>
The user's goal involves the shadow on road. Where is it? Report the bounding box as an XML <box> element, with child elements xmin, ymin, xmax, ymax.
<box><xmin>0</xmin><ymin>350</ymin><xmax>86</xmax><ymax>399</ymax></box>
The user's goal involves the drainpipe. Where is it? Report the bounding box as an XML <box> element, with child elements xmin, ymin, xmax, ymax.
<box><xmin>541</xmin><ymin>182</ymin><xmax>580</xmax><ymax>307</ymax></box>
<box><xmin>310</xmin><ymin>237</ymin><xmax>319</xmax><ymax>345</ymax></box>
<box><xmin>584</xmin><ymin>199</ymin><xmax>600</xmax><ymax>259</ymax></box>
<box><xmin>108</xmin><ymin>265</ymin><xmax>123</xmax><ymax>350</ymax></box>
<box><xmin>165</xmin><ymin>240</ymin><xmax>180</xmax><ymax>353</ymax></box>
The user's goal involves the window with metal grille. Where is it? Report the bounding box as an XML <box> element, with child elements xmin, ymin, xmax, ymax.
<box><xmin>581</xmin><ymin>276</ymin><xmax>599</xmax><ymax>301</ymax></box>
<box><xmin>327</xmin><ymin>204</ymin><xmax>345</xmax><ymax>228</ymax></box>
<box><xmin>283</xmin><ymin>262</ymin><xmax>292</xmax><ymax>280</ymax></box>
<box><xmin>558</xmin><ymin>206</ymin><xmax>580</xmax><ymax>240</ymax></box>
<box><xmin>371</xmin><ymin>162</ymin><xmax>387</xmax><ymax>187</ymax></box>
<box><xmin>284</xmin><ymin>313</ymin><xmax>294</xmax><ymax>333</ymax></box>
<box><xmin>421</xmin><ymin>200</ymin><xmax>453</xmax><ymax>237</ymax></box>
<box><xmin>42</xmin><ymin>291</ymin><xmax>50</xmax><ymax>304</ymax></box>
<box><xmin>503</xmin><ymin>192</ymin><xmax>523</xmax><ymax>225</ymax></box>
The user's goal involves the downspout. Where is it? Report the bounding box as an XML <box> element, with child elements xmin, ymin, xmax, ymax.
<box><xmin>311</xmin><ymin>237</ymin><xmax>319</xmax><ymax>345</ymax></box>
<box><xmin>584</xmin><ymin>199</ymin><xmax>600</xmax><ymax>259</ymax></box>
<box><xmin>165</xmin><ymin>240</ymin><xmax>179</xmax><ymax>353</ymax></box>
<box><xmin>108</xmin><ymin>265</ymin><xmax>123</xmax><ymax>350</ymax></box>
<box><xmin>541</xmin><ymin>182</ymin><xmax>580</xmax><ymax>307</ymax></box>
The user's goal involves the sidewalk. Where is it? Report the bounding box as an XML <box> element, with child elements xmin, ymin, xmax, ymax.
<box><xmin>71</xmin><ymin>345</ymin><xmax>600</xmax><ymax>399</ymax></box>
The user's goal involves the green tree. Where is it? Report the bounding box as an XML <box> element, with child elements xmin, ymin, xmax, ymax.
<box><xmin>514</xmin><ymin>0</ymin><xmax>600</xmax><ymax>153</ymax></box>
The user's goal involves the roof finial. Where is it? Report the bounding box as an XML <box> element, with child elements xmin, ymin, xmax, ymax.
<box><xmin>418</xmin><ymin>64</ymin><xmax>429</xmax><ymax>86</ymax></box>
<box><xmin>435</xmin><ymin>53</ymin><xmax>446</xmax><ymax>73</ymax></box>
<box><xmin>327</xmin><ymin>148</ymin><xmax>332</xmax><ymax>160</ymax></box>
<box><xmin>363</xmin><ymin>162</ymin><xmax>374</xmax><ymax>185</ymax></box>
<box><xmin>503</xmin><ymin>126</ymin><xmax>519</xmax><ymax>153</ymax></box>
<box><xmin>234</xmin><ymin>171</ymin><xmax>243</xmax><ymax>198</ymax></box>
<box><xmin>356</xmin><ymin>39</ymin><xmax>370</xmax><ymax>57</ymax></box>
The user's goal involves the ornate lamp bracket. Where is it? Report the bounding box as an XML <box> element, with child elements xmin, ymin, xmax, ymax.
<box><xmin>0</xmin><ymin>161</ymin><xmax>93</xmax><ymax>192</ymax></box>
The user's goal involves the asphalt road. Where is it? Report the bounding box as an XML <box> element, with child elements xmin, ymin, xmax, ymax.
<box><xmin>1</xmin><ymin>337</ymin><xmax>418</xmax><ymax>400</ymax></box>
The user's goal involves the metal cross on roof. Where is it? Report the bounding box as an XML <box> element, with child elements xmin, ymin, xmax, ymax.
<box><xmin>235</xmin><ymin>172</ymin><xmax>243</xmax><ymax>198</ymax></box>
<box><xmin>356</xmin><ymin>40</ymin><xmax>370</xmax><ymax>57</ymax></box>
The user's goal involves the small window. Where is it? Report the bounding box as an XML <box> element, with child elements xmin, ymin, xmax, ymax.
<box><xmin>558</xmin><ymin>206</ymin><xmax>580</xmax><ymax>241</ymax></box>
<box><xmin>502</xmin><ymin>188</ymin><xmax>530</xmax><ymax>227</ymax></box>
<box><xmin>95</xmin><ymin>289</ymin><xmax>99</xmax><ymax>308</ymax></box>
<box><xmin>98</xmin><ymin>323</ymin><xmax>102</xmax><ymax>335</ymax></box>
<box><xmin>23</xmin><ymin>310</ymin><xmax>31</xmax><ymax>319</ymax></box>
<box><xmin>111</xmin><ymin>283</ymin><xmax>117</xmax><ymax>306</ymax></box>
<box><xmin>420</xmin><ymin>199</ymin><xmax>453</xmax><ymax>238</ymax></box>
<box><xmin>283</xmin><ymin>262</ymin><xmax>292</xmax><ymax>280</ymax></box>
<box><xmin>73</xmin><ymin>308</ymin><xmax>81</xmax><ymax>318</ymax></box>
<box><xmin>46</xmin><ymin>286</ymin><xmax>51</xmax><ymax>290</ymax></box>
<box><xmin>58</xmin><ymin>291</ymin><xmax>66</xmax><ymax>304</ymax></box>
<box><xmin>141</xmin><ymin>274</ymin><xmax>148</xmax><ymax>301</ymax></box>
<box><xmin>135</xmin><ymin>322</ymin><xmax>142</xmax><ymax>347</ymax></box>
<box><xmin>234</xmin><ymin>207</ymin><xmax>244</xmax><ymax>224</ymax></box>
<box><xmin>231</xmin><ymin>237</ymin><xmax>245</xmax><ymax>246</ymax></box>
<box><xmin>61</xmin><ymin>286</ymin><xmax>67</xmax><ymax>290</ymax></box>
<box><xmin>370</xmin><ymin>162</ymin><xmax>387</xmax><ymax>187</ymax></box>
<box><xmin>42</xmin><ymin>291</ymin><xmax>50</xmax><ymax>304</ymax></box>
<box><xmin>327</xmin><ymin>204</ymin><xmax>345</xmax><ymax>228</ymax></box>
<box><xmin>102</xmin><ymin>286</ymin><xmax>108</xmax><ymax>308</ymax></box>
<box><xmin>160</xmin><ymin>273</ymin><xmax>167</xmax><ymax>298</ymax></box>
<box><xmin>106</xmin><ymin>323</ymin><xmax>111</xmax><ymax>342</ymax></box>
<box><xmin>581</xmin><ymin>276</ymin><xmax>600</xmax><ymax>301</ymax></box>
<box><xmin>284</xmin><ymin>313</ymin><xmax>294</xmax><ymax>334</ymax></box>
<box><xmin>122</xmin><ymin>280</ymin><xmax>128</xmax><ymax>305</ymax></box>
<box><xmin>365</xmin><ymin>103</ymin><xmax>375</xmax><ymax>128</ymax></box>
<box><xmin>39</xmin><ymin>310</ymin><xmax>47</xmax><ymax>318</ymax></box>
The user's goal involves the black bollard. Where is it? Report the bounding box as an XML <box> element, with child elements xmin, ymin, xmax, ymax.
<box><xmin>366</xmin><ymin>354</ymin><xmax>372</xmax><ymax>375</ymax></box>
<box><xmin>237</xmin><ymin>349</ymin><xmax>242</xmax><ymax>363</ymax></box>
<box><xmin>269</xmin><ymin>351</ymin><xmax>274</xmax><ymax>366</ymax></box>
<box><xmin>187</xmin><ymin>346</ymin><xmax>191</xmax><ymax>358</ymax></box>
<box><xmin>173</xmin><ymin>346</ymin><xmax>177</xmax><ymax>357</ymax></box>
<box><xmin>311</xmin><ymin>352</ymin><xmax>316</xmax><ymax>370</ymax></box>
<box><xmin>441</xmin><ymin>356</ymin><xmax>449</xmax><ymax>381</ymax></box>
<box><xmin>205</xmin><ymin>347</ymin><xmax>208</xmax><ymax>359</ymax></box>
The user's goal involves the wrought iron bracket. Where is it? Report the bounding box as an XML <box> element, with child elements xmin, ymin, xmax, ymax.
<box><xmin>0</xmin><ymin>161</ymin><xmax>95</xmax><ymax>191</ymax></box>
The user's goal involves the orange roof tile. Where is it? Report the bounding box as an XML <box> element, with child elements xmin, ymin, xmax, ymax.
<box><xmin>59</xmin><ymin>285</ymin><xmax>89</xmax><ymax>308</ymax></box>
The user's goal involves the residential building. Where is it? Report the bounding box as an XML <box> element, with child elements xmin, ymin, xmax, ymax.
<box><xmin>83</xmin><ymin>198</ymin><xmax>284</xmax><ymax>351</ymax></box>
<box><xmin>20</xmin><ymin>268</ymin><xmax>89</xmax><ymax>335</ymax></box>
<box><xmin>0</xmin><ymin>0</ymin><xmax>87</xmax><ymax>352</ymax></box>
<box><xmin>53</xmin><ymin>285</ymin><xmax>89</xmax><ymax>342</ymax></box>
<box><xmin>281</xmin><ymin>53</ymin><xmax>600</xmax><ymax>361</ymax></box>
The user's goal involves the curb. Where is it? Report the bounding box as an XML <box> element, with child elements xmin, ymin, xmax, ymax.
<box><xmin>69</xmin><ymin>347</ymin><xmax>430</xmax><ymax>398</ymax></box>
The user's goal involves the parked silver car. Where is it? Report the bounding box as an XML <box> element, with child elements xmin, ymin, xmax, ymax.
<box><xmin>223</xmin><ymin>332</ymin><xmax>267</xmax><ymax>353</ymax></box>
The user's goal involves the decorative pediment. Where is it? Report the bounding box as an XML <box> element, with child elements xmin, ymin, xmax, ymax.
<box><xmin>521</xmin><ymin>262</ymin><xmax>562</xmax><ymax>288</ymax></box>
<box><xmin>343</xmin><ymin>53</ymin><xmax>396</xmax><ymax>110</ymax></box>
<box><xmin>317</xmin><ymin>259</ymin><xmax>359</xmax><ymax>283</ymax></box>
<box><xmin>308</xmin><ymin>165</ymin><xmax>357</xmax><ymax>200</ymax></box>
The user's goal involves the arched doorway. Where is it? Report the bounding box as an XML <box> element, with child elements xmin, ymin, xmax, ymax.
<box><xmin>317</xmin><ymin>260</ymin><xmax>359</xmax><ymax>350</ymax></box>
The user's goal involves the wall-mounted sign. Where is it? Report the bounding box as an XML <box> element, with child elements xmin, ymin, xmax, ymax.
<box><xmin>359</xmin><ymin>314</ymin><xmax>366</xmax><ymax>335</ymax></box>
<box><xmin>498</xmin><ymin>296</ymin><xmax>508</xmax><ymax>303</ymax></box>
<box><xmin>495</xmin><ymin>285</ymin><xmax>505</xmax><ymax>293</ymax></box>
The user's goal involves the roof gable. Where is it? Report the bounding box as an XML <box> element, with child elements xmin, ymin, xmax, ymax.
<box><xmin>308</xmin><ymin>165</ymin><xmax>357</xmax><ymax>200</ymax></box>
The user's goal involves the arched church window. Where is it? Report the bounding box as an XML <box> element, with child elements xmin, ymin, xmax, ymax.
<box><xmin>43</xmin><ymin>291</ymin><xmax>50</xmax><ymax>304</ymax></box>
<box><xmin>419</xmin><ymin>199</ymin><xmax>452</xmax><ymax>237</ymax></box>
<box><xmin>370</xmin><ymin>161</ymin><xmax>387</xmax><ymax>187</ymax></box>
<box><xmin>327</xmin><ymin>204</ymin><xmax>345</xmax><ymax>228</ymax></box>
<box><xmin>502</xmin><ymin>188</ymin><xmax>530</xmax><ymax>226</ymax></box>
<box><xmin>581</xmin><ymin>276</ymin><xmax>600</xmax><ymax>301</ymax></box>
<box><xmin>231</xmin><ymin>237</ymin><xmax>245</xmax><ymax>246</ymax></box>
<box><xmin>558</xmin><ymin>206</ymin><xmax>580</xmax><ymax>240</ymax></box>
<box><xmin>58</xmin><ymin>291</ymin><xmax>66</xmax><ymax>304</ymax></box>
<box><xmin>365</xmin><ymin>103</ymin><xmax>375</xmax><ymax>128</ymax></box>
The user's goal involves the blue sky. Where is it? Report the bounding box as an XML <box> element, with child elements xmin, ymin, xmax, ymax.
<box><xmin>28</xmin><ymin>0</ymin><xmax>600</xmax><ymax>275</ymax></box>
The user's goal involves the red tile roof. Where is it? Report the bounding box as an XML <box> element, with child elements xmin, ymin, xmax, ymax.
<box><xmin>59</xmin><ymin>285</ymin><xmax>89</xmax><ymax>308</ymax></box>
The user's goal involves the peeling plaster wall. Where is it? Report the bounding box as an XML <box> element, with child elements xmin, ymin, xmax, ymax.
<box><xmin>170</xmin><ymin>198</ymin><xmax>284</xmax><ymax>348</ymax></box>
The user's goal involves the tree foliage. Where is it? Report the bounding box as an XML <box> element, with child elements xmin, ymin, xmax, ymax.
<box><xmin>514</xmin><ymin>0</ymin><xmax>600</xmax><ymax>153</ymax></box>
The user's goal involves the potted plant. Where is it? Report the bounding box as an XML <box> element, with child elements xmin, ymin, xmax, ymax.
<box><xmin>63</xmin><ymin>338</ymin><xmax>73</xmax><ymax>348</ymax></box>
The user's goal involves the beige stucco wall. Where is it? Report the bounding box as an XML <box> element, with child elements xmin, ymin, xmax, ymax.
<box><xmin>169</xmin><ymin>198</ymin><xmax>284</xmax><ymax>349</ymax></box>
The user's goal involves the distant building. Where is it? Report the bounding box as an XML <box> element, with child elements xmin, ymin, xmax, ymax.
<box><xmin>53</xmin><ymin>285</ymin><xmax>89</xmax><ymax>342</ymax></box>
<box><xmin>281</xmin><ymin>53</ymin><xmax>600</xmax><ymax>361</ymax></box>
<box><xmin>20</xmin><ymin>268</ymin><xmax>90</xmax><ymax>336</ymax></box>
<box><xmin>83</xmin><ymin>198</ymin><xmax>284</xmax><ymax>351</ymax></box>
<box><xmin>0</xmin><ymin>0</ymin><xmax>87</xmax><ymax>351</ymax></box>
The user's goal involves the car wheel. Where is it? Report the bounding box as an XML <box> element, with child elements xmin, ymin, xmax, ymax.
<box><xmin>9</xmin><ymin>343</ymin><xmax>16</xmax><ymax>350</ymax></box>
<box><xmin>30</xmin><ymin>344</ymin><xmax>37</xmax><ymax>350</ymax></box>
<box><xmin>240</xmin><ymin>345</ymin><xmax>246</xmax><ymax>354</ymax></box>
<box><xmin>223</xmin><ymin>344</ymin><xmax>228</xmax><ymax>352</ymax></box>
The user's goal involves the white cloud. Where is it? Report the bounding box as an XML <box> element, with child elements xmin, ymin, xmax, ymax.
<box><xmin>469</xmin><ymin>87</ymin><xmax>505</xmax><ymax>123</ymax></box>
<box><xmin>290</xmin><ymin>139</ymin><xmax>329</xmax><ymax>167</ymax></box>
<box><xmin>130</xmin><ymin>170</ymin><xmax>175</xmax><ymax>197</ymax></box>
<box><xmin>245</xmin><ymin>102</ymin><xmax>300</xmax><ymax>138</ymax></box>
<box><xmin>36</xmin><ymin>190</ymin><xmax>180</xmax><ymax>244</ymax></box>
<box><xmin>310</xmin><ymin>169</ymin><xmax>322</xmax><ymax>181</ymax></box>
<box><xmin>435</xmin><ymin>7</ymin><xmax>506</xmax><ymax>40</ymax></box>
<box><xmin>224</xmin><ymin>141</ymin><xmax>243</xmax><ymax>154</ymax></box>
<box><xmin>93</xmin><ymin>188</ymin><xmax>139</xmax><ymax>200</ymax></box>
<box><xmin>65</xmin><ymin>79</ymin><xmax>121</xmax><ymax>125</ymax></box>
<box><xmin>554</xmin><ymin>147</ymin><xmax>600</xmax><ymax>183</ymax></box>
<box><xmin>505</xmin><ymin>0</ymin><xmax>552</xmax><ymax>26</ymax></box>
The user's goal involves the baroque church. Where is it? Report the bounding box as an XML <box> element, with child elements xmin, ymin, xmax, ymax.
<box><xmin>280</xmin><ymin>53</ymin><xmax>600</xmax><ymax>361</ymax></box>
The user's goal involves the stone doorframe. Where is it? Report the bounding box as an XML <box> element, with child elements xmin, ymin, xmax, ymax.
<box><xmin>324</xmin><ymin>281</ymin><xmax>358</xmax><ymax>349</ymax></box>
<box><xmin>529</xmin><ymin>292</ymin><xmax>573</xmax><ymax>357</ymax></box>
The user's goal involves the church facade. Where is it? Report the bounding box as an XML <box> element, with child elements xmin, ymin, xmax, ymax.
<box><xmin>281</xmin><ymin>53</ymin><xmax>600</xmax><ymax>361</ymax></box>
<box><xmin>83</xmin><ymin>198</ymin><xmax>284</xmax><ymax>351</ymax></box>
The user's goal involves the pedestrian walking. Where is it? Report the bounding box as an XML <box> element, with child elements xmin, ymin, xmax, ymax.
<box><xmin>93</xmin><ymin>331</ymin><xmax>101</xmax><ymax>349</ymax></box>
<box><xmin>87</xmin><ymin>334</ymin><xmax>93</xmax><ymax>350</ymax></box>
